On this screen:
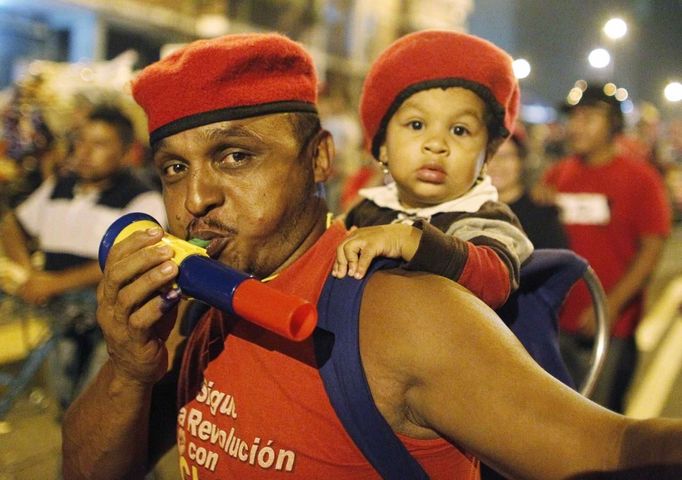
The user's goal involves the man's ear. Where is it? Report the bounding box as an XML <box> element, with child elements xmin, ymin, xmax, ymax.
<box><xmin>313</xmin><ymin>130</ymin><xmax>335</xmax><ymax>183</ymax></box>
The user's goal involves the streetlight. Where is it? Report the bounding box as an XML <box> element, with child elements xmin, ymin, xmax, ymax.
<box><xmin>603</xmin><ymin>18</ymin><xmax>628</xmax><ymax>40</ymax></box>
<box><xmin>588</xmin><ymin>48</ymin><xmax>611</xmax><ymax>69</ymax></box>
<box><xmin>664</xmin><ymin>81</ymin><xmax>682</xmax><ymax>102</ymax></box>
<box><xmin>512</xmin><ymin>58</ymin><xmax>531</xmax><ymax>79</ymax></box>
<box><xmin>590</xmin><ymin>17</ymin><xmax>627</xmax><ymax>86</ymax></box>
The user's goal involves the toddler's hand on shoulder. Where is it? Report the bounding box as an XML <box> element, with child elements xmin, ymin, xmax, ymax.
<box><xmin>332</xmin><ymin>224</ymin><xmax>420</xmax><ymax>279</ymax></box>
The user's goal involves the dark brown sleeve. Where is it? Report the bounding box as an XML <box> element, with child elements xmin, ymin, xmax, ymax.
<box><xmin>404</xmin><ymin>220</ymin><xmax>469</xmax><ymax>280</ymax></box>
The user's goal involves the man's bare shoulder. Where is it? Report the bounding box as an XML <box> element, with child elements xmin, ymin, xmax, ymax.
<box><xmin>358</xmin><ymin>268</ymin><xmax>509</xmax><ymax>370</ymax></box>
<box><xmin>362</xmin><ymin>268</ymin><xmax>494</xmax><ymax>328</ymax></box>
<box><xmin>356</xmin><ymin>268</ymin><xmax>518</xmax><ymax>438</ymax></box>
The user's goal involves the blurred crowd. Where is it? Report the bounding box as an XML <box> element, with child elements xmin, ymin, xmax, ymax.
<box><xmin>1</xmin><ymin>60</ymin><xmax>681</xmax><ymax>226</ymax></box>
<box><xmin>0</xmin><ymin>61</ymin><xmax>157</xmax><ymax>214</ymax></box>
<box><xmin>0</xmin><ymin>47</ymin><xmax>681</xmax><ymax>423</ymax></box>
<box><xmin>322</xmin><ymin>87</ymin><xmax>682</xmax><ymax>222</ymax></box>
<box><xmin>0</xmin><ymin>58</ymin><xmax>167</xmax><ymax>418</ymax></box>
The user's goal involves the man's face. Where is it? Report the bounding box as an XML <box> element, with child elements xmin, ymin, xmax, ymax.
<box><xmin>73</xmin><ymin>120</ymin><xmax>128</xmax><ymax>182</ymax></box>
<box><xmin>566</xmin><ymin>104</ymin><xmax>613</xmax><ymax>156</ymax></box>
<box><xmin>379</xmin><ymin>87</ymin><xmax>489</xmax><ymax>208</ymax></box>
<box><xmin>152</xmin><ymin>113</ymin><xmax>323</xmax><ymax>277</ymax></box>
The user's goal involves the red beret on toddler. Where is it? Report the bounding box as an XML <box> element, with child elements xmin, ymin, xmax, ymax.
<box><xmin>360</xmin><ymin>30</ymin><xmax>520</xmax><ymax>158</ymax></box>
<box><xmin>132</xmin><ymin>33</ymin><xmax>318</xmax><ymax>144</ymax></box>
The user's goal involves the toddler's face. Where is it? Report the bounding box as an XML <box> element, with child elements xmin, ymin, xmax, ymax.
<box><xmin>380</xmin><ymin>87</ymin><xmax>489</xmax><ymax>208</ymax></box>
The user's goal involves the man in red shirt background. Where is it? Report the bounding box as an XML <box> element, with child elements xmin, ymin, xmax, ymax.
<box><xmin>535</xmin><ymin>82</ymin><xmax>672</xmax><ymax>412</ymax></box>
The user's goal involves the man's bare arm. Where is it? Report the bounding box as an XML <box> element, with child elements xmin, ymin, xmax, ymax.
<box><xmin>62</xmin><ymin>226</ymin><xmax>179</xmax><ymax>479</ymax></box>
<box><xmin>360</xmin><ymin>270</ymin><xmax>682</xmax><ymax>480</ymax></box>
<box><xmin>62</xmin><ymin>361</ymin><xmax>155</xmax><ymax>479</ymax></box>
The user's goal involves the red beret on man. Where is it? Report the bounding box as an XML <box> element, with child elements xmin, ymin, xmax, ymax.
<box><xmin>360</xmin><ymin>30</ymin><xmax>520</xmax><ymax>158</ymax></box>
<box><xmin>132</xmin><ymin>33</ymin><xmax>318</xmax><ymax>144</ymax></box>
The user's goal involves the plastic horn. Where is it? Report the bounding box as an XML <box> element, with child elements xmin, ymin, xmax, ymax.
<box><xmin>98</xmin><ymin>212</ymin><xmax>317</xmax><ymax>341</ymax></box>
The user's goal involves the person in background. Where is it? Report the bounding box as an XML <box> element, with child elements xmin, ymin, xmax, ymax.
<box><xmin>660</xmin><ymin>118</ymin><xmax>682</xmax><ymax>222</ymax></box>
<box><xmin>534</xmin><ymin>82</ymin><xmax>672</xmax><ymax>412</ymax></box>
<box><xmin>335</xmin><ymin>30</ymin><xmax>533</xmax><ymax>311</ymax></box>
<box><xmin>0</xmin><ymin>76</ymin><xmax>59</xmax><ymax>207</ymax></box>
<box><xmin>488</xmin><ymin>129</ymin><xmax>568</xmax><ymax>249</ymax></box>
<box><xmin>318</xmin><ymin>85</ymin><xmax>363</xmax><ymax>215</ymax></box>
<box><xmin>62</xmin><ymin>33</ymin><xmax>682</xmax><ymax>480</ymax></box>
<box><xmin>0</xmin><ymin>105</ymin><xmax>166</xmax><ymax>409</ymax></box>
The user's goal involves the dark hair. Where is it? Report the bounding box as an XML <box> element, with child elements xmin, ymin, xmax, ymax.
<box><xmin>606</xmin><ymin>105</ymin><xmax>625</xmax><ymax>136</ymax></box>
<box><xmin>561</xmin><ymin>83</ymin><xmax>624</xmax><ymax>137</ymax></box>
<box><xmin>87</xmin><ymin>105</ymin><xmax>135</xmax><ymax>148</ymax></box>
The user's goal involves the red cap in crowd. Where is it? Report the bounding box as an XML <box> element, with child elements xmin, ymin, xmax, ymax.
<box><xmin>132</xmin><ymin>33</ymin><xmax>318</xmax><ymax>144</ymax></box>
<box><xmin>360</xmin><ymin>30</ymin><xmax>520</xmax><ymax>158</ymax></box>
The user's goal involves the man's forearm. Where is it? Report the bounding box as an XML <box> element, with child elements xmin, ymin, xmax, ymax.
<box><xmin>620</xmin><ymin>417</ymin><xmax>682</xmax><ymax>468</ymax></box>
<box><xmin>568</xmin><ymin>418</ymin><xmax>682</xmax><ymax>479</ymax></box>
<box><xmin>62</xmin><ymin>360</ymin><xmax>154</xmax><ymax>480</ymax></box>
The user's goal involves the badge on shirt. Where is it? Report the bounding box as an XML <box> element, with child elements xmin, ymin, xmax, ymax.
<box><xmin>556</xmin><ymin>193</ymin><xmax>611</xmax><ymax>225</ymax></box>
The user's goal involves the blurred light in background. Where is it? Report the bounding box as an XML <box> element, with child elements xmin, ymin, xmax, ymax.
<box><xmin>664</xmin><ymin>81</ymin><xmax>682</xmax><ymax>102</ymax></box>
<box><xmin>621</xmin><ymin>99</ymin><xmax>634</xmax><ymax>114</ymax></box>
<box><xmin>588</xmin><ymin>48</ymin><xmax>611</xmax><ymax>68</ymax></box>
<box><xmin>615</xmin><ymin>87</ymin><xmax>629</xmax><ymax>101</ymax></box>
<box><xmin>603</xmin><ymin>17</ymin><xmax>628</xmax><ymax>40</ymax></box>
<box><xmin>521</xmin><ymin>104</ymin><xmax>556</xmax><ymax>124</ymax></box>
<box><xmin>603</xmin><ymin>82</ymin><xmax>617</xmax><ymax>96</ymax></box>
<box><xmin>566</xmin><ymin>86</ymin><xmax>584</xmax><ymax>105</ymax></box>
<box><xmin>512</xmin><ymin>58</ymin><xmax>531</xmax><ymax>79</ymax></box>
<box><xmin>195</xmin><ymin>14</ymin><xmax>230</xmax><ymax>38</ymax></box>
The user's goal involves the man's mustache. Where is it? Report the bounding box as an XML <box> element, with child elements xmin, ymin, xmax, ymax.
<box><xmin>187</xmin><ymin>217</ymin><xmax>238</xmax><ymax>238</ymax></box>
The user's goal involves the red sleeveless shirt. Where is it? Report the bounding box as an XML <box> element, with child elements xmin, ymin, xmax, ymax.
<box><xmin>176</xmin><ymin>222</ymin><xmax>480</xmax><ymax>479</ymax></box>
